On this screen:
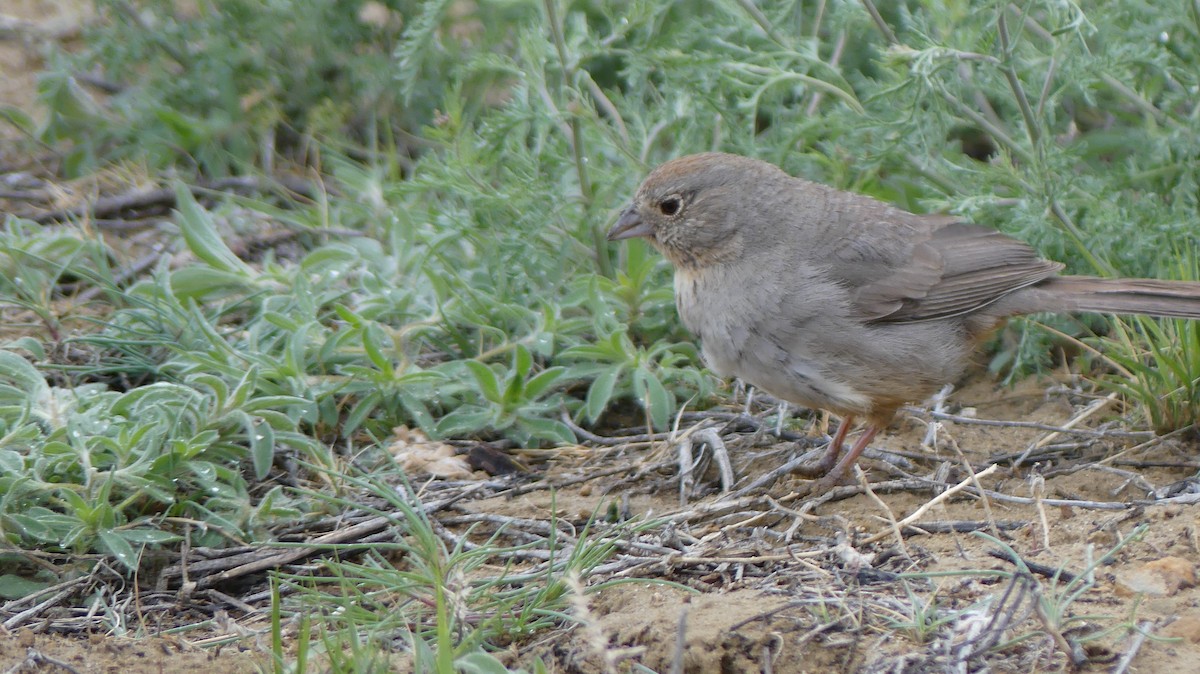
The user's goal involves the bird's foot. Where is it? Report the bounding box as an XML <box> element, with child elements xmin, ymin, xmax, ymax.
<box><xmin>787</xmin><ymin>452</ymin><xmax>840</xmax><ymax>478</ymax></box>
<box><xmin>797</xmin><ymin>423</ymin><xmax>881</xmax><ymax>496</ymax></box>
<box><xmin>788</xmin><ymin>414</ymin><xmax>855</xmax><ymax>477</ymax></box>
<box><xmin>806</xmin><ymin>469</ymin><xmax>855</xmax><ymax>495</ymax></box>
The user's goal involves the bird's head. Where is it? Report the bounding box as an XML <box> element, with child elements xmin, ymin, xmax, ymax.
<box><xmin>607</xmin><ymin>152</ymin><xmax>785</xmax><ymax>269</ymax></box>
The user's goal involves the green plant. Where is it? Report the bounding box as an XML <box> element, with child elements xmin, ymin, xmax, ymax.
<box><xmin>974</xmin><ymin>524</ymin><xmax>1150</xmax><ymax>663</ymax></box>
<box><xmin>1098</xmin><ymin>251</ymin><xmax>1200</xmax><ymax>434</ymax></box>
<box><xmin>270</xmin><ymin>469</ymin><xmax>630</xmax><ymax>673</ymax></box>
<box><xmin>0</xmin><ymin>347</ymin><xmax>319</xmax><ymax>567</ymax></box>
<box><xmin>0</xmin><ymin>218</ymin><xmax>113</xmax><ymax>341</ymax></box>
<box><xmin>442</xmin><ymin>345</ymin><xmax>571</xmax><ymax>444</ymax></box>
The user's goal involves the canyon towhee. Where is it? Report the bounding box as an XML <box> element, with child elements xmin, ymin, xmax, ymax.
<box><xmin>608</xmin><ymin>152</ymin><xmax>1200</xmax><ymax>491</ymax></box>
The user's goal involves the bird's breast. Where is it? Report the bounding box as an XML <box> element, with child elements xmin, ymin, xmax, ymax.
<box><xmin>672</xmin><ymin>266</ymin><xmax>872</xmax><ymax>415</ymax></box>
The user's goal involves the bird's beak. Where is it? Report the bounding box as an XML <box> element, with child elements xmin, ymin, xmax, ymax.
<box><xmin>606</xmin><ymin>206</ymin><xmax>653</xmax><ymax>241</ymax></box>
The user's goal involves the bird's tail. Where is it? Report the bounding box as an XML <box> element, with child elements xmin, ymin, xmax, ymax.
<box><xmin>1035</xmin><ymin>276</ymin><xmax>1200</xmax><ymax>320</ymax></box>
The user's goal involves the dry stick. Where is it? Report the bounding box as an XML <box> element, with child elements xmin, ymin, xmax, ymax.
<box><xmin>560</xmin><ymin>411</ymin><xmax>672</xmax><ymax>446</ymax></box>
<box><xmin>668</xmin><ymin>551</ymin><xmax>827</xmax><ymax>566</ymax></box>
<box><xmin>729</xmin><ymin>446</ymin><xmax>829</xmax><ymax>496</ymax></box>
<box><xmin>171</xmin><ymin>489</ymin><xmax>479</xmax><ymax>588</ymax></box>
<box><xmin>792</xmin><ymin>478</ymin><xmax>934</xmax><ymax>514</ymax></box>
<box><xmin>0</xmin><ymin>14</ymin><xmax>83</xmax><ymax>40</ymax></box>
<box><xmin>859</xmin><ymin>0</ymin><xmax>898</xmax><ymax>44</ymax></box>
<box><xmin>1111</xmin><ymin>621</ymin><xmax>1155</xmax><ymax>674</ymax></box>
<box><xmin>565</xmin><ymin>571</ymin><xmax>619</xmax><ymax>674</ymax></box>
<box><xmin>918</xmin><ymin>408</ymin><xmax>1151</xmax><ymax>440</ymax></box>
<box><xmin>192</xmin><ymin>516</ymin><xmax>392</xmax><ymax>589</ymax></box>
<box><xmin>986</xmin><ymin>549</ymin><xmax>1078</xmax><ymax>583</ymax></box>
<box><xmin>805</xmin><ymin>30</ymin><xmax>847</xmax><ymax>116</ymax></box>
<box><xmin>899</xmin><ymin>520</ymin><xmax>1026</xmax><ymax>536</ymax></box>
<box><xmin>3</xmin><ymin>649</ymin><xmax>84</xmax><ymax>674</ymax></box>
<box><xmin>75</xmin><ymin>244</ymin><xmax>167</xmax><ymax>303</ymax></box>
<box><xmin>0</xmin><ymin>573</ymin><xmax>93</xmax><ymax>612</ymax></box>
<box><xmin>1029</xmin><ymin>470</ymin><xmax>1052</xmax><ymax>551</ymax></box>
<box><xmin>860</xmin><ymin>465</ymin><xmax>999</xmax><ymax>545</ymax></box>
<box><xmin>1032</xmin><ymin>585</ymin><xmax>1088</xmax><ymax>668</ymax></box>
<box><xmin>510</xmin><ymin>461</ymin><xmax>664</xmax><ymax>496</ymax></box>
<box><xmin>1</xmin><ymin>586</ymin><xmax>78</xmax><ymax>631</ymax></box>
<box><xmin>948</xmin><ymin>436</ymin><xmax>1002</xmax><ymax>541</ymax></box>
<box><xmin>669</xmin><ymin>600</ymin><xmax>689</xmax><ymax>674</ymax></box>
<box><xmin>677</xmin><ymin>433</ymin><xmax>695</xmax><ymax>506</ymax></box>
<box><xmin>920</xmin><ymin>384</ymin><xmax>955</xmax><ymax>448</ymax></box>
<box><xmin>956</xmin><ymin>574</ymin><xmax>1034</xmax><ymax>662</ymax></box>
<box><xmin>966</xmin><ymin>487</ymin><xmax>1133</xmax><ymax>510</ymax></box>
<box><xmin>205</xmin><ymin>589</ymin><xmax>259</xmax><ymax>615</ymax></box>
<box><xmin>1098</xmin><ymin>424</ymin><xmax>1197</xmax><ymax>467</ymax></box>
<box><xmin>694</xmin><ymin>427</ymin><xmax>735</xmax><ymax>494</ymax></box>
<box><xmin>856</xmin><ymin>466</ymin><xmax>909</xmax><ymax>557</ymax></box>
<box><xmin>0</xmin><ymin>189</ymin><xmax>48</xmax><ymax>200</ymax></box>
<box><xmin>581</xmin><ymin>73</ymin><xmax>629</xmax><ymax>145</ymax></box>
<box><xmin>33</xmin><ymin>175</ymin><xmax>317</xmax><ymax>224</ymax></box>
<box><xmin>679</xmin><ymin>410</ymin><xmax>813</xmax><ymax>443</ymax></box>
<box><xmin>760</xmin><ymin>636</ymin><xmax>780</xmax><ymax>674</ymax></box>
<box><xmin>1017</xmin><ymin>392</ymin><xmax>1121</xmax><ymax>467</ymax></box>
<box><xmin>1010</xmin><ymin>4</ymin><xmax>1175</xmax><ymax>128</ymax></box>
<box><xmin>661</xmin><ymin>494</ymin><xmax>771</xmax><ymax>526</ymax></box>
<box><xmin>1112</xmin><ymin>458</ymin><xmax>1200</xmax><ymax>469</ymax></box>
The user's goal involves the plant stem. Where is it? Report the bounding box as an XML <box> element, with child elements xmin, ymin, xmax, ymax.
<box><xmin>543</xmin><ymin>0</ymin><xmax>612</xmax><ymax>278</ymax></box>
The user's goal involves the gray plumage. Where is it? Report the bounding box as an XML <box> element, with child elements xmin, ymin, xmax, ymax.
<box><xmin>608</xmin><ymin>152</ymin><xmax>1200</xmax><ymax>488</ymax></box>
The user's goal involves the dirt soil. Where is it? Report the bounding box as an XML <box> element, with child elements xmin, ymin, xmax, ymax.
<box><xmin>509</xmin><ymin>376</ymin><xmax>1200</xmax><ymax>673</ymax></box>
<box><xmin>3</xmin><ymin>376</ymin><xmax>1199</xmax><ymax>673</ymax></box>
<box><xmin>1</xmin><ymin>1</ymin><xmax>93</xmax><ymax>134</ymax></box>
<box><xmin>4</xmin><ymin>5</ymin><xmax>1200</xmax><ymax>673</ymax></box>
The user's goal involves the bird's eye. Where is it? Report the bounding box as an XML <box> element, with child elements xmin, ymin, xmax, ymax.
<box><xmin>658</xmin><ymin>195</ymin><xmax>682</xmax><ymax>216</ymax></box>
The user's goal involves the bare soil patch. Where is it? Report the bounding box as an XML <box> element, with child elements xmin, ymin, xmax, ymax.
<box><xmin>0</xmin><ymin>629</ymin><xmax>259</xmax><ymax>674</ymax></box>
<box><xmin>484</xmin><ymin>375</ymin><xmax>1200</xmax><ymax>673</ymax></box>
<box><xmin>0</xmin><ymin>1</ymin><xmax>93</xmax><ymax>137</ymax></box>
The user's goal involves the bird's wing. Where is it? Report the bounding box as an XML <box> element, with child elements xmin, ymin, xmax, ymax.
<box><xmin>836</xmin><ymin>217</ymin><xmax>1063</xmax><ymax>323</ymax></box>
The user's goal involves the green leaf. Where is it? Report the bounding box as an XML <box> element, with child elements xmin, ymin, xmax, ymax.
<box><xmin>362</xmin><ymin>323</ymin><xmax>395</xmax><ymax>376</ymax></box>
<box><xmin>97</xmin><ymin>530</ymin><xmax>138</xmax><ymax>570</ymax></box>
<box><xmin>249</xmin><ymin>418</ymin><xmax>275</xmax><ymax>480</ymax></box>
<box><xmin>523</xmin><ymin>366</ymin><xmax>566</xmax><ymax>401</ymax></box>
<box><xmin>585</xmin><ymin>367</ymin><xmax>620</xmax><ymax>423</ymax></box>
<box><xmin>0</xmin><ymin>349</ymin><xmax>48</xmax><ymax>394</ymax></box>
<box><xmin>343</xmin><ymin>391</ymin><xmax>381</xmax><ymax>438</ymax></box>
<box><xmin>117</xmin><ymin>529</ymin><xmax>181</xmax><ymax>544</ymax></box>
<box><xmin>516</xmin><ymin>416</ymin><xmax>575</xmax><ymax>445</ymax></box>
<box><xmin>0</xmin><ymin>106</ymin><xmax>36</xmax><ymax>135</ymax></box>
<box><xmin>463</xmin><ymin>361</ymin><xmax>502</xmax><ymax>403</ymax></box>
<box><xmin>397</xmin><ymin>390</ymin><xmax>436</xmax><ymax>434</ymax></box>
<box><xmin>0</xmin><ymin>449</ymin><xmax>25</xmax><ymax>474</ymax></box>
<box><xmin>432</xmin><ymin>406</ymin><xmax>492</xmax><ymax>439</ymax></box>
<box><xmin>455</xmin><ymin>651</ymin><xmax>518</xmax><ymax>674</ymax></box>
<box><xmin>633</xmin><ymin>368</ymin><xmax>672</xmax><ymax>431</ymax></box>
<box><xmin>172</xmin><ymin>183</ymin><xmax>254</xmax><ymax>275</ymax></box>
<box><xmin>0</xmin><ymin>574</ymin><xmax>50</xmax><ymax>601</ymax></box>
<box><xmin>3</xmin><ymin>336</ymin><xmax>45</xmax><ymax>360</ymax></box>
<box><xmin>513</xmin><ymin>344</ymin><xmax>533</xmax><ymax>379</ymax></box>
<box><xmin>169</xmin><ymin>267</ymin><xmax>252</xmax><ymax>299</ymax></box>
<box><xmin>8</xmin><ymin>511</ymin><xmax>76</xmax><ymax>542</ymax></box>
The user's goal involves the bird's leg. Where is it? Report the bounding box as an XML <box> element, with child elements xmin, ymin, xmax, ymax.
<box><xmin>791</xmin><ymin>414</ymin><xmax>855</xmax><ymax>477</ymax></box>
<box><xmin>810</xmin><ymin>424</ymin><xmax>881</xmax><ymax>492</ymax></box>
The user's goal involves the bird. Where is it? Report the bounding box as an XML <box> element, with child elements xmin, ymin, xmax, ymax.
<box><xmin>607</xmin><ymin>152</ymin><xmax>1200</xmax><ymax>492</ymax></box>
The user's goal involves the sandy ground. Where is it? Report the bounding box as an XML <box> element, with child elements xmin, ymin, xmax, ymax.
<box><xmin>5</xmin><ymin>375</ymin><xmax>1198</xmax><ymax>673</ymax></box>
<box><xmin>0</xmin><ymin>1</ymin><xmax>93</xmax><ymax>131</ymax></box>
<box><xmin>499</xmin><ymin>376</ymin><xmax>1200</xmax><ymax>672</ymax></box>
